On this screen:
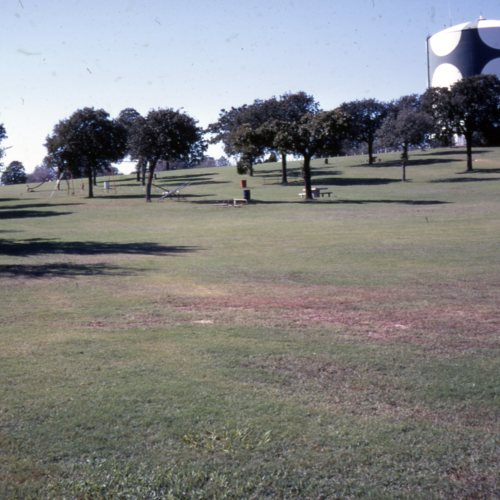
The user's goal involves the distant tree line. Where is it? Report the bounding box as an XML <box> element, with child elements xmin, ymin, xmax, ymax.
<box><xmin>1</xmin><ymin>75</ymin><xmax>499</xmax><ymax>200</ymax></box>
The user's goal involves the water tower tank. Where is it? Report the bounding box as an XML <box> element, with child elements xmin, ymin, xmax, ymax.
<box><xmin>427</xmin><ymin>17</ymin><xmax>500</xmax><ymax>87</ymax></box>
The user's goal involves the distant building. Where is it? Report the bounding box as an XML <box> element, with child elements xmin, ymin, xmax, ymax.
<box><xmin>427</xmin><ymin>17</ymin><xmax>500</xmax><ymax>87</ymax></box>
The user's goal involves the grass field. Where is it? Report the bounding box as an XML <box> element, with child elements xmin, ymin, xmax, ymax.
<box><xmin>1</xmin><ymin>148</ymin><xmax>499</xmax><ymax>498</ymax></box>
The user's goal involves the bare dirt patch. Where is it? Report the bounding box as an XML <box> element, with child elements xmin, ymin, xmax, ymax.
<box><xmin>159</xmin><ymin>282</ymin><xmax>499</xmax><ymax>352</ymax></box>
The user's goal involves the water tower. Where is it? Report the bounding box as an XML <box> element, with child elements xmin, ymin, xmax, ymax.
<box><xmin>427</xmin><ymin>17</ymin><xmax>500</xmax><ymax>87</ymax></box>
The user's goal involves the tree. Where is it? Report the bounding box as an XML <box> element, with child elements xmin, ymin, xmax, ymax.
<box><xmin>0</xmin><ymin>124</ymin><xmax>7</xmax><ymax>172</ymax></box>
<box><xmin>128</xmin><ymin>108</ymin><xmax>205</xmax><ymax>202</ymax></box>
<box><xmin>449</xmin><ymin>75</ymin><xmax>500</xmax><ymax>172</ymax></box>
<box><xmin>274</xmin><ymin>109</ymin><xmax>348</xmax><ymax>200</ymax></box>
<box><xmin>421</xmin><ymin>86</ymin><xmax>455</xmax><ymax>147</ymax></box>
<box><xmin>232</xmin><ymin>122</ymin><xmax>269</xmax><ymax>176</ymax></box>
<box><xmin>117</xmin><ymin>108</ymin><xmax>147</xmax><ymax>183</ymax></box>
<box><xmin>1</xmin><ymin>161</ymin><xmax>27</xmax><ymax>185</ymax></box>
<box><xmin>209</xmin><ymin>92</ymin><xmax>319</xmax><ymax>183</ymax></box>
<box><xmin>268</xmin><ymin>92</ymin><xmax>319</xmax><ymax>183</ymax></box>
<box><xmin>27</xmin><ymin>159</ymin><xmax>57</xmax><ymax>184</ymax></box>
<box><xmin>377</xmin><ymin>95</ymin><xmax>432</xmax><ymax>179</ymax></box>
<box><xmin>422</xmin><ymin>76</ymin><xmax>500</xmax><ymax>171</ymax></box>
<box><xmin>45</xmin><ymin>107</ymin><xmax>127</xmax><ymax>198</ymax></box>
<box><xmin>338</xmin><ymin>98</ymin><xmax>388</xmax><ymax>164</ymax></box>
<box><xmin>216</xmin><ymin>156</ymin><xmax>230</xmax><ymax>167</ymax></box>
<box><xmin>208</xmin><ymin>100</ymin><xmax>273</xmax><ymax>176</ymax></box>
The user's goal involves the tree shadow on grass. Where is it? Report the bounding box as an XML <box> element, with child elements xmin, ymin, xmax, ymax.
<box><xmin>0</xmin><ymin>262</ymin><xmax>142</xmax><ymax>278</ymax></box>
<box><xmin>373</xmin><ymin>158</ymin><xmax>460</xmax><ymax>168</ymax></box>
<box><xmin>0</xmin><ymin>198</ymin><xmax>20</xmax><ymax>203</ymax></box>
<box><xmin>430</xmin><ymin>176</ymin><xmax>500</xmax><ymax>183</ymax></box>
<box><xmin>331</xmin><ymin>199</ymin><xmax>450</xmax><ymax>205</ymax></box>
<box><xmin>152</xmin><ymin>179</ymin><xmax>230</xmax><ymax>189</ymax></box>
<box><xmin>0</xmin><ymin>210</ymin><xmax>73</xmax><ymax>220</ymax></box>
<box><xmin>421</xmin><ymin>149</ymin><xmax>491</xmax><ymax>156</ymax></box>
<box><xmin>310</xmin><ymin>169</ymin><xmax>341</xmax><ymax>177</ymax></box>
<box><xmin>98</xmin><ymin>193</ymin><xmax>215</xmax><ymax>200</ymax></box>
<box><xmin>97</xmin><ymin>193</ymin><xmax>150</xmax><ymax>200</ymax></box>
<box><xmin>0</xmin><ymin>203</ymin><xmax>82</xmax><ymax>210</ymax></box>
<box><xmin>310</xmin><ymin>177</ymin><xmax>400</xmax><ymax>186</ymax></box>
<box><xmin>158</xmin><ymin>172</ymin><xmax>220</xmax><ymax>181</ymax></box>
<box><xmin>471</xmin><ymin>168</ymin><xmax>500</xmax><ymax>174</ymax></box>
<box><xmin>153</xmin><ymin>172</ymin><xmax>226</xmax><ymax>186</ymax></box>
<box><xmin>191</xmin><ymin>198</ymin><xmax>449</xmax><ymax>206</ymax></box>
<box><xmin>0</xmin><ymin>238</ymin><xmax>201</xmax><ymax>257</ymax></box>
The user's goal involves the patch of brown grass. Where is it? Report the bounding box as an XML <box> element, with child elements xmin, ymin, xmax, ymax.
<box><xmin>153</xmin><ymin>282</ymin><xmax>499</xmax><ymax>353</ymax></box>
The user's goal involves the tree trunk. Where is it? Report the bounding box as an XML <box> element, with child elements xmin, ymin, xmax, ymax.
<box><xmin>302</xmin><ymin>154</ymin><xmax>313</xmax><ymax>200</ymax></box>
<box><xmin>465</xmin><ymin>131</ymin><xmax>473</xmax><ymax>172</ymax></box>
<box><xmin>368</xmin><ymin>139</ymin><xmax>374</xmax><ymax>165</ymax></box>
<box><xmin>401</xmin><ymin>143</ymin><xmax>409</xmax><ymax>182</ymax></box>
<box><xmin>280</xmin><ymin>152</ymin><xmax>288</xmax><ymax>184</ymax></box>
<box><xmin>145</xmin><ymin>158</ymin><xmax>157</xmax><ymax>202</ymax></box>
<box><xmin>141</xmin><ymin>160</ymin><xmax>147</xmax><ymax>185</ymax></box>
<box><xmin>401</xmin><ymin>143</ymin><xmax>409</xmax><ymax>162</ymax></box>
<box><xmin>87</xmin><ymin>168</ymin><xmax>94</xmax><ymax>198</ymax></box>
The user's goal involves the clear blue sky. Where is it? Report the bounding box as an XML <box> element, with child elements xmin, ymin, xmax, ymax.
<box><xmin>1</xmin><ymin>0</ymin><xmax>499</xmax><ymax>173</ymax></box>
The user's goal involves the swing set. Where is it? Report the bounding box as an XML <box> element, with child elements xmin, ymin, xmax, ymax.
<box><xmin>49</xmin><ymin>169</ymin><xmax>77</xmax><ymax>198</ymax></box>
<box><xmin>26</xmin><ymin>162</ymin><xmax>122</xmax><ymax>198</ymax></box>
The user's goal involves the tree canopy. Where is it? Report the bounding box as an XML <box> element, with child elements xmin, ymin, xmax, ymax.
<box><xmin>377</xmin><ymin>95</ymin><xmax>432</xmax><ymax>161</ymax></box>
<box><xmin>449</xmin><ymin>75</ymin><xmax>500</xmax><ymax>171</ymax></box>
<box><xmin>208</xmin><ymin>92</ymin><xmax>319</xmax><ymax>182</ymax></box>
<box><xmin>1</xmin><ymin>160</ymin><xmax>27</xmax><ymax>185</ymax></box>
<box><xmin>0</xmin><ymin>124</ymin><xmax>7</xmax><ymax>169</ymax></box>
<box><xmin>3</xmin><ymin>78</ymin><xmax>498</xmax><ymax>198</ymax></box>
<box><xmin>27</xmin><ymin>159</ymin><xmax>57</xmax><ymax>184</ymax></box>
<box><xmin>117</xmin><ymin>108</ymin><xmax>147</xmax><ymax>183</ymax></box>
<box><xmin>421</xmin><ymin>86</ymin><xmax>455</xmax><ymax>147</ymax></box>
<box><xmin>266</xmin><ymin>92</ymin><xmax>319</xmax><ymax>183</ymax></box>
<box><xmin>338</xmin><ymin>98</ymin><xmax>388</xmax><ymax>164</ymax></box>
<box><xmin>45</xmin><ymin>107</ymin><xmax>127</xmax><ymax>197</ymax></box>
<box><xmin>128</xmin><ymin>108</ymin><xmax>205</xmax><ymax>201</ymax></box>
<box><xmin>274</xmin><ymin>109</ymin><xmax>348</xmax><ymax>199</ymax></box>
<box><xmin>208</xmin><ymin>99</ymin><xmax>277</xmax><ymax>176</ymax></box>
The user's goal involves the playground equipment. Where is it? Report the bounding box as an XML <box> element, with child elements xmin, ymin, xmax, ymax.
<box><xmin>26</xmin><ymin>181</ymin><xmax>47</xmax><ymax>192</ymax></box>
<box><xmin>158</xmin><ymin>182</ymin><xmax>191</xmax><ymax>200</ymax></box>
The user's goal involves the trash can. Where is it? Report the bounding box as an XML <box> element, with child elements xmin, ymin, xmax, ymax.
<box><xmin>243</xmin><ymin>189</ymin><xmax>251</xmax><ymax>202</ymax></box>
<box><xmin>240</xmin><ymin>179</ymin><xmax>247</xmax><ymax>188</ymax></box>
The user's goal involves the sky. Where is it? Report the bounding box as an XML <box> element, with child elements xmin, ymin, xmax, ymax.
<box><xmin>1</xmin><ymin>0</ymin><xmax>499</xmax><ymax>173</ymax></box>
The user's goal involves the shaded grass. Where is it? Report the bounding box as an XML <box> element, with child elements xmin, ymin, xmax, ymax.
<box><xmin>0</xmin><ymin>148</ymin><xmax>499</xmax><ymax>497</ymax></box>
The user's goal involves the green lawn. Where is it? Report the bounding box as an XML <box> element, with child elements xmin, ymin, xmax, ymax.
<box><xmin>1</xmin><ymin>148</ymin><xmax>499</xmax><ymax>498</ymax></box>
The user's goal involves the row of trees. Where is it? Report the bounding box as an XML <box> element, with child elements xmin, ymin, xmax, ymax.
<box><xmin>209</xmin><ymin>75</ymin><xmax>500</xmax><ymax>198</ymax></box>
<box><xmin>42</xmin><ymin>107</ymin><xmax>205</xmax><ymax>200</ymax></box>
<box><xmin>1</xmin><ymin>75</ymin><xmax>499</xmax><ymax>199</ymax></box>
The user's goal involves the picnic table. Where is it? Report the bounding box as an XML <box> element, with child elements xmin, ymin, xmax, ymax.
<box><xmin>298</xmin><ymin>187</ymin><xmax>332</xmax><ymax>199</ymax></box>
